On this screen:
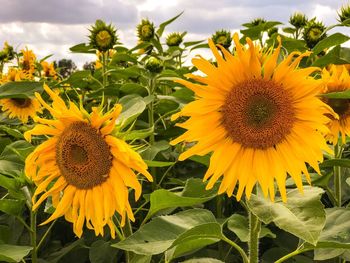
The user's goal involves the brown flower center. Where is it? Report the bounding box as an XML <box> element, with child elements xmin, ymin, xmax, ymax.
<box><xmin>221</xmin><ymin>78</ymin><xmax>295</xmax><ymax>149</ymax></box>
<box><xmin>326</xmin><ymin>98</ymin><xmax>350</xmax><ymax>117</ymax></box>
<box><xmin>11</xmin><ymin>98</ymin><xmax>32</xmax><ymax>108</ymax></box>
<box><xmin>56</xmin><ymin>121</ymin><xmax>112</xmax><ymax>189</ymax></box>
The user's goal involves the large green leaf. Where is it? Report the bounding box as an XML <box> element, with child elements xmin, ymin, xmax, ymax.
<box><xmin>116</xmin><ymin>95</ymin><xmax>147</xmax><ymax>128</ymax></box>
<box><xmin>0</xmin><ymin>199</ymin><xmax>25</xmax><ymax>216</ymax></box>
<box><xmin>112</xmin><ymin>209</ymin><xmax>216</xmax><ymax>255</ymax></box>
<box><xmin>227</xmin><ymin>214</ymin><xmax>275</xmax><ymax>242</ymax></box>
<box><xmin>0</xmin><ymin>244</ymin><xmax>32</xmax><ymax>262</ymax></box>
<box><xmin>313</xmin><ymin>33</ymin><xmax>350</xmax><ymax>55</ymax></box>
<box><xmin>320</xmin><ymin>158</ymin><xmax>350</xmax><ymax>168</ymax></box>
<box><xmin>0</xmin><ymin>82</ymin><xmax>43</xmax><ymax>99</ymax></box>
<box><xmin>246</xmin><ymin>187</ymin><xmax>325</xmax><ymax>245</ymax></box>
<box><xmin>89</xmin><ymin>240</ymin><xmax>117</xmax><ymax>263</ymax></box>
<box><xmin>144</xmin><ymin>178</ymin><xmax>218</xmax><ymax>221</ymax></box>
<box><xmin>165</xmin><ymin>223</ymin><xmax>222</xmax><ymax>261</ymax></box>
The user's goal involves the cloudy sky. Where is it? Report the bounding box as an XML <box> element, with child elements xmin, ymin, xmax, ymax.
<box><xmin>0</xmin><ymin>0</ymin><xmax>349</xmax><ymax>67</ymax></box>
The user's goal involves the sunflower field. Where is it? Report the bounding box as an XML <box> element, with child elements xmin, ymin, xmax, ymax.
<box><xmin>2</xmin><ymin>8</ymin><xmax>350</xmax><ymax>263</ymax></box>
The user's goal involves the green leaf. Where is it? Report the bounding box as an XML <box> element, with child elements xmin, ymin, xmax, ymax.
<box><xmin>46</xmin><ymin>239</ymin><xmax>85</xmax><ymax>263</ymax></box>
<box><xmin>313</xmin><ymin>33</ymin><xmax>350</xmax><ymax>55</ymax></box>
<box><xmin>181</xmin><ymin>259</ymin><xmax>224</xmax><ymax>263</ymax></box>
<box><xmin>156</xmin><ymin>12</ymin><xmax>184</xmax><ymax>37</ymax></box>
<box><xmin>119</xmin><ymin>127</ymin><xmax>154</xmax><ymax>141</ymax></box>
<box><xmin>117</xmin><ymin>95</ymin><xmax>147</xmax><ymax>128</ymax></box>
<box><xmin>0</xmin><ymin>199</ymin><xmax>25</xmax><ymax>216</ymax></box>
<box><xmin>144</xmin><ymin>160</ymin><xmax>175</xmax><ymax>167</ymax></box>
<box><xmin>227</xmin><ymin>214</ymin><xmax>275</xmax><ymax>242</ymax></box>
<box><xmin>312</xmin><ymin>45</ymin><xmax>348</xmax><ymax>67</ymax></box>
<box><xmin>89</xmin><ymin>240</ymin><xmax>117</xmax><ymax>263</ymax></box>
<box><xmin>0</xmin><ymin>244</ymin><xmax>32</xmax><ymax>262</ymax></box>
<box><xmin>111</xmin><ymin>53</ymin><xmax>137</xmax><ymax>64</ymax></box>
<box><xmin>282</xmin><ymin>27</ymin><xmax>296</xmax><ymax>34</ymax></box>
<box><xmin>189</xmin><ymin>155</ymin><xmax>210</xmax><ymax>166</ymax></box>
<box><xmin>0</xmin><ymin>82</ymin><xmax>43</xmax><ymax>99</ymax></box>
<box><xmin>65</xmin><ymin>70</ymin><xmax>91</xmax><ymax>89</ymax></box>
<box><xmin>320</xmin><ymin>90</ymin><xmax>350</xmax><ymax>99</ymax></box>
<box><xmin>165</xmin><ymin>223</ymin><xmax>222</xmax><ymax>261</ymax></box>
<box><xmin>144</xmin><ymin>178</ymin><xmax>218</xmax><ymax>221</ymax></box>
<box><xmin>120</xmin><ymin>83</ymin><xmax>148</xmax><ymax>96</ymax></box>
<box><xmin>140</xmin><ymin>140</ymin><xmax>169</xmax><ymax>161</ymax></box>
<box><xmin>0</xmin><ymin>126</ymin><xmax>23</xmax><ymax>139</ymax></box>
<box><xmin>69</xmin><ymin>43</ymin><xmax>95</xmax><ymax>53</ymax></box>
<box><xmin>130</xmin><ymin>254</ymin><xmax>152</xmax><ymax>263</ymax></box>
<box><xmin>246</xmin><ymin>186</ymin><xmax>325</xmax><ymax>245</ymax></box>
<box><xmin>113</xmin><ymin>209</ymin><xmax>216</xmax><ymax>255</ymax></box>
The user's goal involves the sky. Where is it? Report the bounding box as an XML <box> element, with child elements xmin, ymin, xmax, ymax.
<box><xmin>0</xmin><ymin>0</ymin><xmax>350</xmax><ymax>68</ymax></box>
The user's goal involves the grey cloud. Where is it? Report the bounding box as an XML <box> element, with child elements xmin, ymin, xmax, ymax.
<box><xmin>0</xmin><ymin>0</ymin><xmax>138</xmax><ymax>25</ymax></box>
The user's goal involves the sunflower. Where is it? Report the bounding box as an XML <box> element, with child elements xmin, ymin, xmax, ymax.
<box><xmin>24</xmin><ymin>85</ymin><xmax>153</xmax><ymax>238</ymax></box>
<box><xmin>41</xmin><ymin>61</ymin><xmax>57</xmax><ymax>79</ymax></box>
<box><xmin>321</xmin><ymin>65</ymin><xmax>350</xmax><ymax>145</ymax></box>
<box><xmin>0</xmin><ymin>97</ymin><xmax>42</xmax><ymax>123</ymax></box>
<box><xmin>171</xmin><ymin>34</ymin><xmax>334</xmax><ymax>202</ymax></box>
<box><xmin>21</xmin><ymin>48</ymin><xmax>36</xmax><ymax>77</ymax></box>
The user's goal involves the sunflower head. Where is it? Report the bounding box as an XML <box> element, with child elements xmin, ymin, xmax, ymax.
<box><xmin>166</xmin><ymin>32</ymin><xmax>184</xmax><ymax>47</ymax></box>
<box><xmin>321</xmin><ymin>65</ymin><xmax>350</xmax><ymax>144</ymax></box>
<box><xmin>0</xmin><ymin>97</ymin><xmax>42</xmax><ymax>123</ymax></box>
<box><xmin>20</xmin><ymin>48</ymin><xmax>36</xmax><ymax>76</ymax></box>
<box><xmin>137</xmin><ymin>19</ymin><xmax>155</xmax><ymax>42</ymax></box>
<box><xmin>211</xmin><ymin>30</ymin><xmax>232</xmax><ymax>49</ymax></box>
<box><xmin>303</xmin><ymin>18</ymin><xmax>327</xmax><ymax>49</ymax></box>
<box><xmin>24</xmin><ymin>85</ymin><xmax>152</xmax><ymax>238</ymax></box>
<box><xmin>145</xmin><ymin>56</ymin><xmax>163</xmax><ymax>73</ymax></box>
<box><xmin>247</xmin><ymin>18</ymin><xmax>267</xmax><ymax>27</ymax></box>
<box><xmin>41</xmin><ymin>61</ymin><xmax>57</xmax><ymax>78</ymax></box>
<box><xmin>89</xmin><ymin>20</ymin><xmax>117</xmax><ymax>52</ymax></box>
<box><xmin>338</xmin><ymin>4</ymin><xmax>350</xmax><ymax>24</ymax></box>
<box><xmin>171</xmin><ymin>33</ymin><xmax>333</xmax><ymax>202</ymax></box>
<box><xmin>289</xmin><ymin>12</ymin><xmax>308</xmax><ymax>28</ymax></box>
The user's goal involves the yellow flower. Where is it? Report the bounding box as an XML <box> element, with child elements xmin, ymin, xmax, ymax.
<box><xmin>171</xmin><ymin>34</ymin><xmax>333</xmax><ymax>202</ymax></box>
<box><xmin>24</xmin><ymin>85</ymin><xmax>152</xmax><ymax>238</ymax></box>
<box><xmin>0</xmin><ymin>97</ymin><xmax>42</xmax><ymax>123</ymax></box>
<box><xmin>0</xmin><ymin>68</ymin><xmax>24</xmax><ymax>83</ymax></box>
<box><xmin>95</xmin><ymin>50</ymin><xmax>116</xmax><ymax>69</ymax></box>
<box><xmin>21</xmin><ymin>48</ymin><xmax>36</xmax><ymax>78</ymax></box>
<box><xmin>321</xmin><ymin>65</ymin><xmax>350</xmax><ymax>145</ymax></box>
<box><xmin>41</xmin><ymin>61</ymin><xmax>57</xmax><ymax>79</ymax></box>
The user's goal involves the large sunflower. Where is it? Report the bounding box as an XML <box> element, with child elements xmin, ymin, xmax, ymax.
<box><xmin>0</xmin><ymin>97</ymin><xmax>42</xmax><ymax>123</ymax></box>
<box><xmin>21</xmin><ymin>48</ymin><xmax>36</xmax><ymax>78</ymax></box>
<box><xmin>171</xmin><ymin>34</ymin><xmax>334</xmax><ymax>202</ymax></box>
<box><xmin>321</xmin><ymin>65</ymin><xmax>350</xmax><ymax>145</ymax></box>
<box><xmin>24</xmin><ymin>85</ymin><xmax>153</xmax><ymax>238</ymax></box>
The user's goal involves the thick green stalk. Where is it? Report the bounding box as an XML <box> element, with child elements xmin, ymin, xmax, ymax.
<box><xmin>334</xmin><ymin>143</ymin><xmax>342</xmax><ymax>206</ymax></box>
<box><xmin>148</xmin><ymin>77</ymin><xmax>157</xmax><ymax>189</ymax></box>
<box><xmin>275</xmin><ymin>248</ymin><xmax>313</xmax><ymax>263</ymax></box>
<box><xmin>248</xmin><ymin>188</ymin><xmax>261</xmax><ymax>263</ymax></box>
<box><xmin>30</xmin><ymin>210</ymin><xmax>38</xmax><ymax>263</ymax></box>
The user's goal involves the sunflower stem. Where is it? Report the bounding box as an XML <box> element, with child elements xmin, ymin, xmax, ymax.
<box><xmin>101</xmin><ymin>51</ymin><xmax>108</xmax><ymax>108</ymax></box>
<box><xmin>248</xmin><ymin>189</ymin><xmax>261</xmax><ymax>263</ymax></box>
<box><xmin>30</xmin><ymin>209</ymin><xmax>38</xmax><ymax>263</ymax></box>
<box><xmin>275</xmin><ymin>247</ymin><xmax>313</xmax><ymax>263</ymax></box>
<box><xmin>148</xmin><ymin>76</ymin><xmax>157</xmax><ymax>189</ymax></box>
<box><xmin>334</xmin><ymin>143</ymin><xmax>342</xmax><ymax>206</ymax></box>
<box><xmin>123</xmin><ymin>217</ymin><xmax>133</xmax><ymax>263</ymax></box>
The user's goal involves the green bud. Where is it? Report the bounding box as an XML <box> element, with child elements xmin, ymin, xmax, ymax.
<box><xmin>137</xmin><ymin>19</ymin><xmax>155</xmax><ymax>42</ymax></box>
<box><xmin>166</xmin><ymin>32</ymin><xmax>184</xmax><ymax>47</ymax></box>
<box><xmin>145</xmin><ymin>57</ymin><xmax>163</xmax><ymax>73</ymax></box>
<box><xmin>338</xmin><ymin>5</ymin><xmax>350</xmax><ymax>24</ymax></box>
<box><xmin>211</xmin><ymin>30</ymin><xmax>232</xmax><ymax>49</ymax></box>
<box><xmin>303</xmin><ymin>18</ymin><xmax>326</xmax><ymax>49</ymax></box>
<box><xmin>289</xmin><ymin>12</ymin><xmax>308</xmax><ymax>28</ymax></box>
<box><xmin>89</xmin><ymin>20</ymin><xmax>118</xmax><ymax>52</ymax></box>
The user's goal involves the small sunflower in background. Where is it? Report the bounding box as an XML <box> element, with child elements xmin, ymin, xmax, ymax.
<box><xmin>0</xmin><ymin>97</ymin><xmax>42</xmax><ymax>123</ymax></box>
<box><xmin>41</xmin><ymin>61</ymin><xmax>57</xmax><ymax>79</ymax></box>
<box><xmin>89</xmin><ymin>20</ymin><xmax>117</xmax><ymax>52</ymax></box>
<box><xmin>303</xmin><ymin>18</ymin><xmax>327</xmax><ymax>49</ymax></box>
<box><xmin>24</xmin><ymin>85</ymin><xmax>153</xmax><ymax>238</ymax></box>
<box><xmin>166</xmin><ymin>32</ymin><xmax>184</xmax><ymax>47</ymax></box>
<box><xmin>211</xmin><ymin>30</ymin><xmax>232</xmax><ymax>50</ymax></box>
<box><xmin>171</xmin><ymin>34</ymin><xmax>334</xmax><ymax>202</ymax></box>
<box><xmin>137</xmin><ymin>19</ymin><xmax>155</xmax><ymax>42</ymax></box>
<box><xmin>321</xmin><ymin>65</ymin><xmax>350</xmax><ymax>145</ymax></box>
<box><xmin>21</xmin><ymin>48</ymin><xmax>36</xmax><ymax>78</ymax></box>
